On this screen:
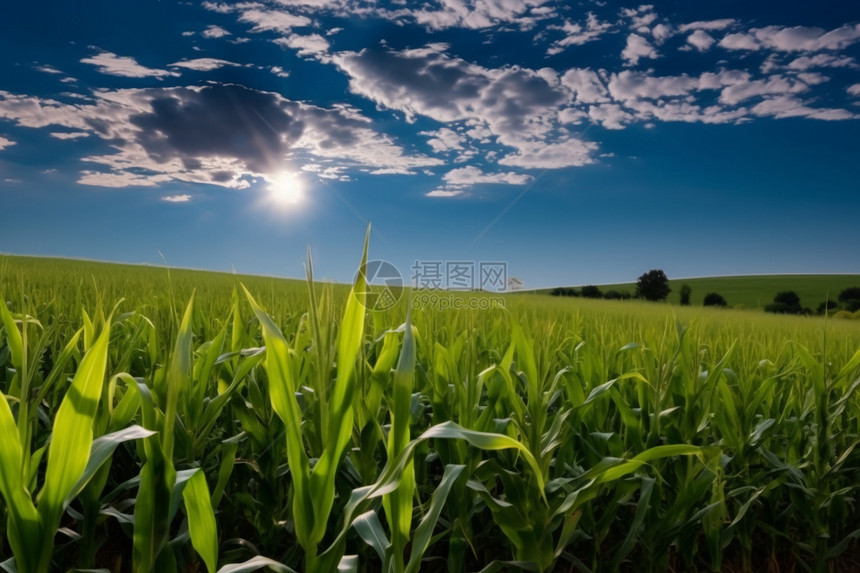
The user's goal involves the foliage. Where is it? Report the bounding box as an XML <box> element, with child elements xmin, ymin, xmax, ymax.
<box><xmin>1</xmin><ymin>251</ymin><xmax>859</xmax><ymax>573</ymax></box>
<box><xmin>679</xmin><ymin>284</ymin><xmax>692</xmax><ymax>306</ymax></box>
<box><xmin>838</xmin><ymin>287</ymin><xmax>860</xmax><ymax>312</ymax></box>
<box><xmin>766</xmin><ymin>291</ymin><xmax>804</xmax><ymax>315</ymax></box>
<box><xmin>580</xmin><ymin>285</ymin><xmax>603</xmax><ymax>299</ymax></box>
<box><xmin>703</xmin><ymin>292</ymin><xmax>727</xmax><ymax>307</ymax></box>
<box><xmin>636</xmin><ymin>269</ymin><xmax>671</xmax><ymax>302</ymax></box>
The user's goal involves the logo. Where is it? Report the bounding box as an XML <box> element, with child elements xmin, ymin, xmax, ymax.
<box><xmin>355</xmin><ymin>260</ymin><xmax>403</xmax><ymax>311</ymax></box>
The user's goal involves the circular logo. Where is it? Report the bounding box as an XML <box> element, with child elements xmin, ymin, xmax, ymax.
<box><xmin>354</xmin><ymin>260</ymin><xmax>403</xmax><ymax>311</ymax></box>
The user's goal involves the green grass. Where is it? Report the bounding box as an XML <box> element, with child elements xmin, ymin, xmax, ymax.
<box><xmin>536</xmin><ymin>274</ymin><xmax>860</xmax><ymax>310</ymax></box>
<box><xmin>1</xmin><ymin>250</ymin><xmax>859</xmax><ymax>572</ymax></box>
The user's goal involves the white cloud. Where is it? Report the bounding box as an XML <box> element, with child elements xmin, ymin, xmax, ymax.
<box><xmin>421</xmin><ymin>127</ymin><xmax>466</xmax><ymax>153</ymax></box>
<box><xmin>622</xmin><ymin>5</ymin><xmax>657</xmax><ymax>32</ymax></box>
<box><xmin>425</xmin><ymin>188</ymin><xmax>464</xmax><ymax>198</ymax></box>
<box><xmin>678</xmin><ymin>19</ymin><xmax>735</xmax><ymax>33</ymax></box>
<box><xmin>49</xmin><ymin>131</ymin><xmax>90</xmax><ymax>139</ymax></box>
<box><xmin>427</xmin><ymin>165</ymin><xmax>532</xmax><ymax>197</ymax></box>
<box><xmin>333</xmin><ymin>45</ymin><xmax>599</xmax><ymax>168</ymax></box>
<box><xmin>719</xmin><ymin>75</ymin><xmax>809</xmax><ymax>105</ymax></box>
<box><xmin>847</xmin><ymin>84</ymin><xmax>860</xmax><ymax>97</ymax></box>
<box><xmin>382</xmin><ymin>0</ymin><xmax>555</xmax><ymax>32</ymax></box>
<box><xmin>560</xmin><ymin>68</ymin><xmax>609</xmax><ymax>104</ymax></box>
<box><xmin>301</xmin><ymin>163</ymin><xmax>350</xmax><ymax>181</ymax></box>
<box><xmin>787</xmin><ymin>54</ymin><xmax>857</xmax><ymax>70</ymax></box>
<box><xmin>718</xmin><ymin>33</ymin><xmax>760</xmax><ymax>51</ymax></box>
<box><xmin>34</xmin><ymin>64</ymin><xmax>63</xmax><ymax>74</ymax></box>
<box><xmin>201</xmin><ymin>2</ymin><xmax>234</xmax><ymax>14</ymax></box>
<box><xmin>687</xmin><ymin>30</ymin><xmax>715</xmax><ymax>52</ymax></box>
<box><xmin>168</xmin><ymin>58</ymin><xmax>242</xmax><ymax>71</ymax></box>
<box><xmin>0</xmin><ymin>136</ymin><xmax>15</xmax><ymax>150</ymax></box>
<box><xmin>498</xmin><ymin>138</ymin><xmax>597</xmax><ymax>168</ymax></box>
<box><xmin>720</xmin><ymin>24</ymin><xmax>860</xmax><ymax>52</ymax></box>
<box><xmin>652</xmin><ymin>23</ymin><xmax>673</xmax><ymax>44</ymax></box>
<box><xmin>78</xmin><ymin>170</ymin><xmax>171</xmax><ymax>188</ymax></box>
<box><xmin>607</xmin><ymin>70</ymin><xmax>725</xmax><ymax>102</ymax></box>
<box><xmin>237</xmin><ymin>8</ymin><xmax>312</xmax><ymax>34</ymax></box>
<box><xmin>751</xmin><ymin>96</ymin><xmax>854</xmax><ymax>120</ymax></box>
<box><xmin>81</xmin><ymin>51</ymin><xmax>178</xmax><ymax>79</ymax></box>
<box><xmin>597</xmin><ymin>69</ymin><xmax>846</xmax><ymax>126</ymax></box>
<box><xmin>622</xmin><ymin>34</ymin><xmax>658</xmax><ymax>66</ymax></box>
<box><xmin>588</xmin><ymin>103</ymin><xmax>633</xmax><ymax>129</ymax></box>
<box><xmin>162</xmin><ymin>194</ymin><xmax>193</xmax><ymax>202</ymax></box>
<box><xmin>442</xmin><ymin>165</ymin><xmax>532</xmax><ymax>186</ymax></box>
<box><xmin>547</xmin><ymin>12</ymin><xmax>612</xmax><ymax>55</ymax></box>
<box><xmin>202</xmin><ymin>25</ymin><xmax>231</xmax><ymax>38</ymax></box>
<box><xmin>273</xmin><ymin>33</ymin><xmax>330</xmax><ymax>59</ymax></box>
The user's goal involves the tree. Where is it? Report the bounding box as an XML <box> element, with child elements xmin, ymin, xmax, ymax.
<box><xmin>817</xmin><ymin>300</ymin><xmax>839</xmax><ymax>315</ymax></box>
<box><xmin>838</xmin><ymin>287</ymin><xmax>860</xmax><ymax>312</ymax></box>
<box><xmin>765</xmin><ymin>291</ymin><xmax>803</xmax><ymax>314</ymax></box>
<box><xmin>703</xmin><ymin>292</ymin><xmax>727</xmax><ymax>307</ymax></box>
<box><xmin>636</xmin><ymin>270</ymin><xmax>671</xmax><ymax>302</ymax></box>
<box><xmin>581</xmin><ymin>285</ymin><xmax>603</xmax><ymax>299</ymax></box>
<box><xmin>679</xmin><ymin>284</ymin><xmax>692</xmax><ymax>306</ymax></box>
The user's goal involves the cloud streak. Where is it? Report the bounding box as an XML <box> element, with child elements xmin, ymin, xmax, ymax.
<box><xmin>80</xmin><ymin>51</ymin><xmax>179</xmax><ymax>79</ymax></box>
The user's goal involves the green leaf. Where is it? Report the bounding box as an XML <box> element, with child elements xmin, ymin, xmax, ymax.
<box><xmin>163</xmin><ymin>295</ymin><xmax>195</xmax><ymax>462</ymax></box>
<box><xmin>243</xmin><ymin>286</ymin><xmax>314</xmax><ymax>553</ymax></box>
<box><xmin>0</xmin><ymin>300</ymin><xmax>23</xmax><ymax>369</ymax></box>
<box><xmin>0</xmin><ymin>391</ymin><xmax>40</xmax><ymax>573</ymax></box>
<box><xmin>217</xmin><ymin>557</ymin><xmax>299</xmax><ymax>573</ymax></box>
<box><xmin>309</xmin><ymin>223</ymin><xmax>370</xmax><ymax>544</ymax></box>
<box><xmin>352</xmin><ymin>511</ymin><xmax>389</xmax><ymax>563</ymax></box>
<box><xmin>64</xmin><ymin>425</ymin><xmax>156</xmax><ymax>508</ymax></box>
<box><xmin>38</xmin><ymin>317</ymin><xmax>111</xmax><ymax>534</ymax></box>
<box><xmin>419</xmin><ymin>422</ymin><xmax>546</xmax><ymax>501</ymax></box>
<box><xmin>384</xmin><ymin>307</ymin><xmax>416</xmax><ymax>560</ymax></box>
<box><xmin>183</xmin><ymin>469</ymin><xmax>218</xmax><ymax>573</ymax></box>
<box><xmin>404</xmin><ymin>464</ymin><xmax>465</xmax><ymax>573</ymax></box>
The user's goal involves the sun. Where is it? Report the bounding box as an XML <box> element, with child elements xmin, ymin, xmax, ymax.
<box><xmin>267</xmin><ymin>171</ymin><xmax>305</xmax><ymax>207</ymax></box>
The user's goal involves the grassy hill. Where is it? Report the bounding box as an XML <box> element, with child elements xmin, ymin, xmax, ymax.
<box><xmin>4</xmin><ymin>255</ymin><xmax>858</xmax><ymax>313</ymax></box>
<box><xmin>536</xmin><ymin>274</ymin><xmax>860</xmax><ymax>310</ymax></box>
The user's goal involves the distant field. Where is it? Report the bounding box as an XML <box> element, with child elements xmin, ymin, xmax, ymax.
<box><xmin>536</xmin><ymin>274</ymin><xmax>860</xmax><ymax>310</ymax></box>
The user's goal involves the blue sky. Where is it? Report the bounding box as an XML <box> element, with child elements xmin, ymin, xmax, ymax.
<box><xmin>1</xmin><ymin>0</ymin><xmax>858</xmax><ymax>288</ymax></box>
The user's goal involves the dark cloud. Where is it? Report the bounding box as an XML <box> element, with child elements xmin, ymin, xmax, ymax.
<box><xmin>130</xmin><ymin>84</ymin><xmax>304</xmax><ymax>172</ymax></box>
<box><xmin>336</xmin><ymin>46</ymin><xmax>567</xmax><ymax>134</ymax></box>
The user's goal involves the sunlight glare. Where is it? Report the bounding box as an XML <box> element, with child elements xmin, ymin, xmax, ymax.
<box><xmin>267</xmin><ymin>171</ymin><xmax>305</xmax><ymax>207</ymax></box>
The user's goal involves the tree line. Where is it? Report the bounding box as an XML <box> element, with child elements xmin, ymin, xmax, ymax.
<box><xmin>550</xmin><ymin>271</ymin><xmax>860</xmax><ymax>316</ymax></box>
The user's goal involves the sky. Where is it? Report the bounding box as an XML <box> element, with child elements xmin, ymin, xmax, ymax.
<box><xmin>1</xmin><ymin>0</ymin><xmax>859</xmax><ymax>289</ymax></box>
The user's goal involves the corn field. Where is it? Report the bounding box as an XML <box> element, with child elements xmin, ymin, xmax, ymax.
<box><xmin>0</xmin><ymin>235</ymin><xmax>858</xmax><ymax>573</ymax></box>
